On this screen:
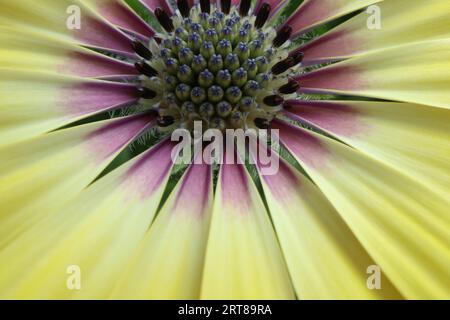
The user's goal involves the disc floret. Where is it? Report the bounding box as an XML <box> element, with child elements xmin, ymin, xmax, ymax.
<box><xmin>134</xmin><ymin>1</ymin><xmax>304</xmax><ymax>133</ymax></box>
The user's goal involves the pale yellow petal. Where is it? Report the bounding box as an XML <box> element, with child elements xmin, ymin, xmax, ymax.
<box><xmin>113</xmin><ymin>160</ymin><xmax>213</xmax><ymax>299</ymax></box>
<box><xmin>200</xmin><ymin>162</ymin><xmax>294</xmax><ymax>299</ymax></box>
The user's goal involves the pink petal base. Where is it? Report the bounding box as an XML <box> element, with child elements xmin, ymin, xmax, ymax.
<box><xmin>96</xmin><ymin>1</ymin><xmax>155</xmax><ymax>39</ymax></box>
<box><xmin>295</xmin><ymin>65</ymin><xmax>367</xmax><ymax>94</ymax></box>
<box><xmin>283</xmin><ymin>100</ymin><xmax>367</xmax><ymax>137</ymax></box>
<box><xmin>71</xmin><ymin>15</ymin><xmax>136</xmax><ymax>58</ymax></box>
<box><xmin>285</xmin><ymin>0</ymin><xmax>338</xmax><ymax>36</ymax></box>
<box><xmin>124</xmin><ymin>139</ymin><xmax>175</xmax><ymax>199</ymax></box>
<box><xmin>220</xmin><ymin>161</ymin><xmax>251</xmax><ymax>213</ymax></box>
<box><xmin>260</xmin><ymin>157</ymin><xmax>303</xmax><ymax>202</ymax></box>
<box><xmin>60</xmin><ymin>82</ymin><xmax>138</xmax><ymax>116</ymax></box>
<box><xmin>295</xmin><ymin>29</ymin><xmax>359</xmax><ymax>66</ymax></box>
<box><xmin>86</xmin><ymin>114</ymin><xmax>154</xmax><ymax>161</ymax></box>
<box><xmin>272</xmin><ymin>119</ymin><xmax>330</xmax><ymax>170</ymax></box>
<box><xmin>58</xmin><ymin>52</ymin><xmax>138</xmax><ymax>78</ymax></box>
<box><xmin>173</xmin><ymin>160</ymin><xmax>211</xmax><ymax>217</ymax></box>
<box><xmin>295</xmin><ymin>63</ymin><xmax>368</xmax><ymax>94</ymax></box>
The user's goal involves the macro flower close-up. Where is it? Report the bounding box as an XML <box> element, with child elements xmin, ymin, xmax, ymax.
<box><xmin>0</xmin><ymin>0</ymin><xmax>449</xmax><ymax>300</ymax></box>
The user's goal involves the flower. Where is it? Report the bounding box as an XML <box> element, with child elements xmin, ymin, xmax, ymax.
<box><xmin>0</xmin><ymin>0</ymin><xmax>449</xmax><ymax>300</ymax></box>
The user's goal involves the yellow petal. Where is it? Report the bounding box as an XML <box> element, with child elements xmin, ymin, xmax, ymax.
<box><xmin>0</xmin><ymin>26</ymin><xmax>138</xmax><ymax>77</ymax></box>
<box><xmin>0</xmin><ymin>139</ymin><xmax>174</xmax><ymax>299</ymax></box>
<box><xmin>285</xmin><ymin>0</ymin><xmax>383</xmax><ymax>37</ymax></box>
<box><xmin>284</xmin><ymin>100</ymin><xmax>450</xmax><ymax>197</ymax></box>
<box><xmin>0</xmin><ymin>0</ymin><xmax>136</xmax><ymax>57</ymax></box>
<box><xmin>82</xmin><ymin>0</ymin><xmax>155</xmax><ymax>39</ymax></box>
<box><xmin>0</xmin><ymin>70</ymin><xmax>140</xmax><ymax>146</ymax></box>
<box><xmin>200</xmin><ymin>162</ymin><xmax>294</xmax><ymax>299</ymax></box>
<box><xmin>274</xmin><ymin>121</ymin><xmax>450</xmax><ymax>299</ymax></box>
<box><xmin>300</xmin><ymin>0</ymin><xmax>450</xmax><ymax>64</ymax></box>
<box><xmin>0</xmin><ymin>115</ymin><xmax>153</xmax><ymax>251</ymax></box>
<box><xmin>256</xmin><ymin>155</ymin><xmax>402</xmax><ymax>299</ymax></box>
<box><xmin>112</xmin><ymin>160</ymin><xmax>213</xmax><ymax>299</ymax></box>
<box><xmin>297</xmin><ymin>40</ymin><xmax>450</xmax><ymax>109</ymax></box>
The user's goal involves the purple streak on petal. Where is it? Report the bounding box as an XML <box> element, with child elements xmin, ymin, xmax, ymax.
<box><xmin>249</xmin><ymin>142</ymin><xmax>303</xmax><ymax>201</ymax></box>
<box><xmin>283</xmin><ymin>0</ymin><xmax>341</xmax><ymax>37</ymax></box>
<box><xmin>294</xmin><ymin>65</ymin><xmax>367</xmax><ymax>94</ymax></box>
<box><xmin>231</xmin><ymin>0</ymin><xmax>240</xmax><ymax>7</ymax></box>
<box><xmin>58</xmin><ymin>52</ymin><xmax>138</xmax><ymax>78</ymax></box>
<box><xmin>264</xmin><ymin>161</ymin><xmax>303</xmax><ymax>201</ymax></box>
<box><xmin>71</xmin><ymin>15</ymin><xmax>137</xmax><ymax>58</ymax></box>
<box><xmin>60</xmin><ymin>82</ymin><xmax>138</xmax><ymax>116</ymax></box>
<box><xmin>220</xmin><ymin>162</ymin><xmax>251</xmax><ymax>213</ymax></box>
<box><xmin>173</xmin><ymin>160</ymin><xmax>212</xmax><ymax>217</ymax></box>
<box><xmin>124</xmin><ymin>139</ymin><xmax>174</xmax><ymax>198</ymax></box>
<box><xmin>272</xmin><ymin>119</ymin><xmax>330</xmax><ymax>170</ymax></box>
<box><xmin>293</xmin><ymin>30</ymin><xmax>357</xmax><ymax>66</ymax></box>
<box><xmin>140</xmin><ymin>0</ymin><xmax>173</xmax><ymax>15</ymax></box>
<box><xmin>86</xmin><ymin>114</ymin><xmax>154</xmax><ymax>161</ymax></box>
<box><xmin>283</xmin><ymin>100</ymin><xmax>367</xmax><ymax>137</ymax></box>
<box><xmin>96</xmin><ymin>0</ymin><xmax>155</xmax><ymax>39</ymax></box>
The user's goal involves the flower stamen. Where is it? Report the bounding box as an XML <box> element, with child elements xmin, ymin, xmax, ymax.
<box><xmin>221</xmin><ymin>0</ymin><xmax>231</xmax><ymax>14</ymax></box>
<box><xmin>273</xmin><ymin>26</ymin><xmax>292</xmax><ymax>47</ymax></box>
<box><xmin>177</xmin><ymin>0</ymin><xmax>191</xmax><ymax>18</ymax></box>
<box><xmin>239</xmin><ymin>0</ymin><xmax>251</xmax><ymax>17</ymax></box>
<box><xmin>255</xmin><ymin>4</ymin><xmax>271</xmax><ymax>29</ymax></box>
<box><xmin>155</xmin><ymin>7</ymin><xmax>174</xmax><ymax>32</ymax></box>
<box><xmin>200</xmin><ymin>0</ymin><xmax>211</xmax><ymax>14</ymax></box>
<box><xmin>134</xmin><ymin>61</ymin><xmax>158</xmax><ymax>77</ymax></box>
<box><xmin>131</xmin><ymin>40</ymin><xmax>152</xmax><ymax>60</ymax></box>
<box><xmin>279</xmin><ymin>80</ymin><xmax>300</xmax><ymax>94</ymax></box>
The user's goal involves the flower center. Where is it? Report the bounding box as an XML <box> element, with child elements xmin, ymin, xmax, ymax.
<box><xmin>133</xmin><ymin>0</ymin><xmax>303</xmax><ymax>133</ymax></box>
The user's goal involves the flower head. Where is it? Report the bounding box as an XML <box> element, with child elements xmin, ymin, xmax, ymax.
<box><xmin>0</xmin><ymin>0</ymin><xmax>449</xmax><ymax>300</ymax></box>
<box><xmin>136</xmin><ymin>0</ymin><xmax>304</xmax><ymax>134</ymax></box>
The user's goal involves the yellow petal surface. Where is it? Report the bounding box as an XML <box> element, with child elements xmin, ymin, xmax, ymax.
<box><xmin>297</xmin><ymin>40</ymin><xmax>450</xmax><ymax>109</ymax></box>
<box><xmin>0</xmin><ymin>139</ymin><xmax>174</xmax><ymax>299</ymax></box>
<box><xmin>0</xmin><ymin>0</ymin><xmax>136</xmax><ymax>57</ymax></box>
<box><xmin>113</xmin><ymin>160</ymin><xmax>213</xmax><ymax>299</ymax></box>
<box><xmin>0</xmin><ymin>69</ymin><xmax>140</xmax><ymax>146</ymax></box>
<box><xmin>0</xmin><ymin>115</ymin><xmax>153</xmax><ymax>252</ymax></box>
<box><xmin>0</xmin><ymin>26</ymin><xmax>138</xmax><ymax>77</ymax></box>
<box><xmin>200</xmin><ymin>162</ymin><xmax>294</xmax><ymax>299</ymax></box>
<box><xmin>275</xmin><ymin>122</ymin><xmax>450</xmax><ymax>299</ymax></box>
<box><xmin>299</xmin><ymin>0</ymin><xmax>450</xmax><ymax>64</ymax></box>
<box><xmin>256</xmin><ymin>156</ymin><xmax>402</xmax><ymax>299</ymax></box>
<box><xmin>284</xmin><ymin>100</ymin><xmax>450</xmax><ymax>197</ymax></box>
